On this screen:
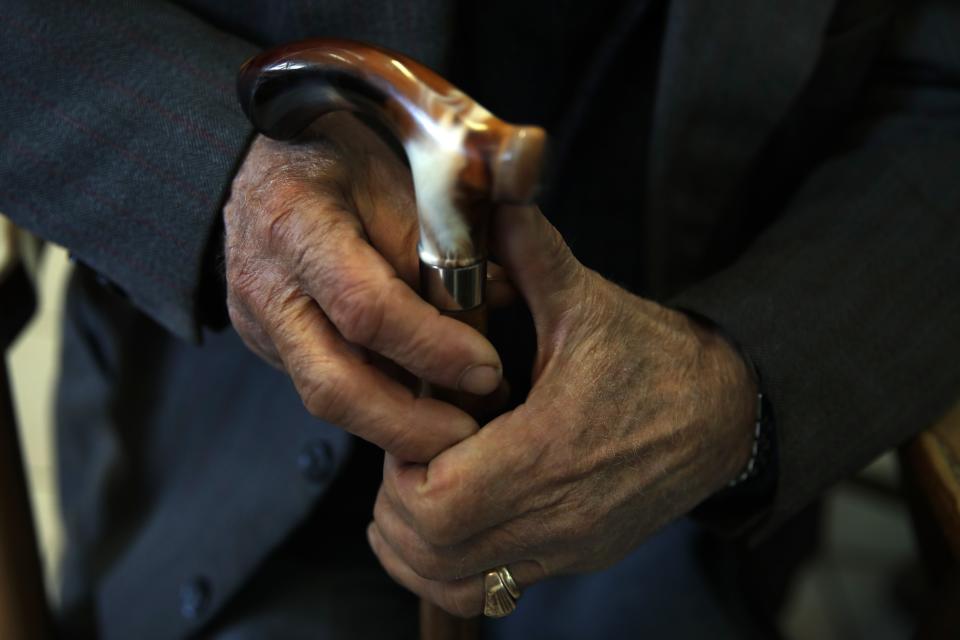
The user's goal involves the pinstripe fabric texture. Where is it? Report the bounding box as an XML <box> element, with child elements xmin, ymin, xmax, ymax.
<box><xmin>669</xmin><ymin>0</ymin><xmax>960</xmax><ymax>538</ymax></box>
<box><xmin>0</xmin><ymin>0</ymin><xmax>257</xmax><ymax>340</ymax></box>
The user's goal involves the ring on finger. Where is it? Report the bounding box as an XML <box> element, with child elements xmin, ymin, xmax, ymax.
<box><xmin>483</xmin><ymin>566</ymin><xmax>521</xmax><ymax>618</ymax></box>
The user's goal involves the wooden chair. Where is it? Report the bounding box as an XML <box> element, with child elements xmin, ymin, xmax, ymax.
<box><xmin>900</xmin><ymin>401</ymin><xmax>960</xmax><ymax>635</ymax></box>
<box><xmin>0</xmin><ymin>217</ymin><xmax>52</xmax><ymax>639</ymax></box>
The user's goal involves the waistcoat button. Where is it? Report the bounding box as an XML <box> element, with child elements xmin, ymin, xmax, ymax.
<box><xmin>298</xmin><ymin>439</ymin><xmax>334</xmax><ymax>483</ymax></box>
<box><xmin>179</xmin><ymin>576</ymin><xmax>212</xmax><ymax>620</ymax></box>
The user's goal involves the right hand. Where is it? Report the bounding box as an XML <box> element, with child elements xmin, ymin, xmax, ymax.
<box><xmin>223</xmin><ymin>113</ymin><xmax>503</xmax><ymax>462</ymax></box>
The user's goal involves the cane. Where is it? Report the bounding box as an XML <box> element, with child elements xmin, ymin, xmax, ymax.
<box><xmin>238</xmin><ymin>39</ymin><xmax>546</xmax><ymax>640</ymax></box>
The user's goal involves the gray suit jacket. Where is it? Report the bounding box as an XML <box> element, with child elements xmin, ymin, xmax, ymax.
<box><xmin>2</xmin><ymin>0</ymin><xmax>959</xmax><ymax>637</ymax></box>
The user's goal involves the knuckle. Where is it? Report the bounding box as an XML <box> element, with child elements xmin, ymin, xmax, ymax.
<box><xmin>264</xmin><ymin>202</ymin><xmax>303</xmax><ymax>256</ymax></box>
<box><xmin>408</xmin><ymin>466</ymin><xmax>469</xmax><ymax>546</ymax></box>
<box><xmin>373</xmin><ymin>499</ymin><xmax>453</xmax><ymax>582</ymax></box>
<box><xmin>261</xmin><ymin>184</ymin><xmax>341</xmax><ymax>260</ymax></box>
<box><xmin>226</xmin><ymin>260</ymin><xmax>263</xmax><ymax>304</ymax></box>
<box><xmin>226</xmin><ymin>263</ymin><xmax>296</xmax><ymax>337</ymax></box>
<box><xmin>405</xmin><ymin>546</ymin><xmax>447</xmax><ymax>581</ymax></box>
<box><xmin>417</xmin><ymin>503</ymin><xmax>463</xmax><ymax>547</ymax></box>
<box><xmin>557</xmin><ymin>501</ymin><xmax>593</xmax><ymax>545</ymax></box>
<box><xmin>286</xmin><ymin>207</ymin><xmax>343</xmax><ymax>281</ymax></box>
<box><xmin>328</xmin><ymin>278</ymin><xmax>386</xmax><ymax>346</ymax></box>
<box><xmin>298</xmin><ymin>365</ymin><xmax>350</xmax><ymax>425</ymax></box>
<box><xmin>380</xmin><ymin>420</ymin><xmax>415</xmax><ymax>458</ymax></box>
<box><xmin>389</xmin><ymin>313</ymin><xmax>437</xmax><ymax>369</ymax></box>
<box><xmin>379</xmin><ymin>407</ymin><xmax>430</xmax><ymax>460</ymax></box>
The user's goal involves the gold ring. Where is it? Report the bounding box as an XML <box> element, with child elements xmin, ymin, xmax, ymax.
<box><xmin>483</xmin><ymin>566</ymin><xmax>521</xmax><ymax>618</ymax></box>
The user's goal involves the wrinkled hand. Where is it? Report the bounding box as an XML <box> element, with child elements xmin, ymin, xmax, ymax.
<box><xmin>368</xmin><ymin>205</ymin><xmax>757</xmax><ymax>617</ymax></box>
<box><xmin>224</xmin><ymin>114</ymin><xmax>507</xmax><ymax>462</ymax></box>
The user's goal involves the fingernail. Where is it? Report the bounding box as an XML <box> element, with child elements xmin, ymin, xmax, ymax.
<box><xmin>458</xmin><ymin>364</ymin><xmax>501</xmax><ymax>395</ymax></box>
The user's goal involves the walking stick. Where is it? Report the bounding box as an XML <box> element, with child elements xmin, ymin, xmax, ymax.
<box><xmin>238</xmin><ymin>39</ymin><xmax>546</xmax><ymax>640</ymax></box>
<box><xmin>0</xmin><ymin>224</ymin><xmax>53</xmax><ymax>640</ymax></box>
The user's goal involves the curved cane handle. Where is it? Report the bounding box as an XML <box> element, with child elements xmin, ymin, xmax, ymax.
<box><xmin>238</xmin><ymin>39</ymin><xmax>546</xmax><ymax>268</ymax></box>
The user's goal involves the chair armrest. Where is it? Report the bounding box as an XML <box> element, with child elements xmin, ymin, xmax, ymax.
<box><xmin>902</xmin><ymin>400</ymin><xmax>960</xmax><ymax>560</ymax></box>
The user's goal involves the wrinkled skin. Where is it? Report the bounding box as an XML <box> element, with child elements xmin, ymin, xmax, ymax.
<box><xmin>223</xmin><ymin>115</ymin><xmax>756</xmax><ymax>617</ymax></box>
<box><xmin>367</xmin><ymin>205</ymin><xmax>757</xmax><ymax>617</ymax></box>
<box><xmin>224</xmin><ymin>113</ymin><xmax>512</xmax><ymax>463</ymax></box>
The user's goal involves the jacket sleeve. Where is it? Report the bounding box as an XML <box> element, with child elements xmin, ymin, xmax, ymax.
<box><xmin>672</xmin><ymin>0</ymin><xmax>960</xmax><ymax>538</ymax></box>
<box><xmin>0</xmin><ymin>0</ymin><xmax>258</xmax><ymax>341</ymax></box>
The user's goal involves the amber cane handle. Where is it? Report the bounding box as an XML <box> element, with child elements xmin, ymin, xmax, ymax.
<box><xmin>238</xmin><ymin>39</ymin><xmax>546</xmax><ymax>272</ymax></box>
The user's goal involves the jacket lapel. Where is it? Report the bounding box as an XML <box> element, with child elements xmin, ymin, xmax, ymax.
<box><xmin>644</xmin><ymin>0</ymin><xmax>836</xmax><ymax>294</ymax></box>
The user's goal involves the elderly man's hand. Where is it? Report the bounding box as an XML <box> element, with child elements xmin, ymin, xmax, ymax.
<box><xmin>223</xmin><ymin>114</ymin><xmax>506</xmax><ymax>462</ymax></box>
<box><xmin>368</xmin><ymin>205</ymin><xmax>758</xmax><ymax>617</ymax></box>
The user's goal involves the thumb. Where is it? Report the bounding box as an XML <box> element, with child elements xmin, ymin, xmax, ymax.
<box><xmin>491</xmin><ymin>205</ymin><xmax>584</xmax><ymax>322</ymax></box>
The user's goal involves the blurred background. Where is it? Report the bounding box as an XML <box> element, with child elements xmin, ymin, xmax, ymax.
<box><xmin>3</xmin><ymin>247</ymin><xmax>935</xmax><ymax>639</ymax></box>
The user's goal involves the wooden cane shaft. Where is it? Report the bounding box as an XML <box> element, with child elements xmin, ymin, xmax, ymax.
<box><xmin>420</xmin><ymin>597</ymin><xmax>480</xmax><ymax>640</ymax></box>
<box><xmin>419</xmin><ymin>304</ymin><xmax>486</xmax><ymax>640</ymax></box>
